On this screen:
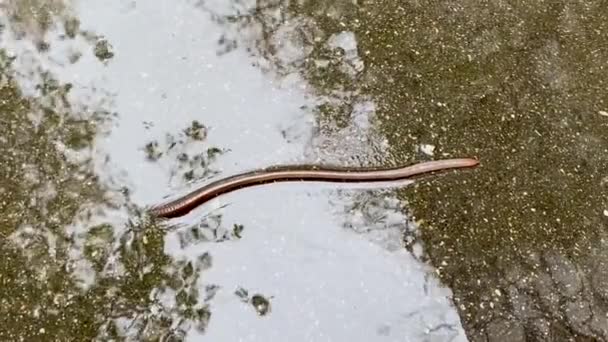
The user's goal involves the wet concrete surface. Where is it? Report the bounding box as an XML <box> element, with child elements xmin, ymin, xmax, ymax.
<box><xmin>2</xmin><ymin>0</ymin><xmax>608</xmax><ymax>340</ymax></box>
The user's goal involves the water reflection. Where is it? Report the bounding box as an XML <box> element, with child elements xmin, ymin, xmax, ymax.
<box><xmin>3</xmin><ymin>1</ymin><xmax>462</xmax><ymax>341</ymax></box>
<box><xmin>0</xmin><ymin>2</ymin><xmax>214</xmax><ymax>339</ymax></box>
<box><xmin>9</xmin><ymin>0</ymin><xmax>605</xmax><ymax>341</ymax></box>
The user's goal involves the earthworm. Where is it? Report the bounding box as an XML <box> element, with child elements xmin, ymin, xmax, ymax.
<box><xmin>149</xmin><ymin>158</ymin><xmax>479</xmax><ymax>219</ymax></box>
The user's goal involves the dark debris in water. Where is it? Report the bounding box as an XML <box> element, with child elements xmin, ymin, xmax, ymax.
<box><xmin>235</xmin><ymin>287</ymin><xmax>272</xmax><ymax>316</ymax></box>
<box><xmin>93</xmin><ymin>38</ymin><xmax>114</xmax><ymax>62</ymax></box>
<box><xmin>142</xmin><ymin>120</ymin><xmax>227</xmax><ymax>182</ymax></box>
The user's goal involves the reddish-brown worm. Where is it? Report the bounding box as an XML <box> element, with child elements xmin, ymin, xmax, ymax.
<box><xmin>148</xmin><ymin>158</ymin><xmax>479</xmax><ymax>219</ymax></box>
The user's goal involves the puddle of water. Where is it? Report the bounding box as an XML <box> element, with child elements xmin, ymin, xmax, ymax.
<box><xmin>0</xmin><ymin>0</ymin><xmax>468</xmax><ymax>340</ymax></box>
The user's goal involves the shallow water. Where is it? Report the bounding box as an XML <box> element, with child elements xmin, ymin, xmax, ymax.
<box><xmin>0</xmin><ymin>1</ymin><xmax>468</xmax><ymax>341</ymax></box>
<box><xmin>4</xmin><ymin>1</ymin><xmax>606</xmax><ymax>341</ymax></box>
